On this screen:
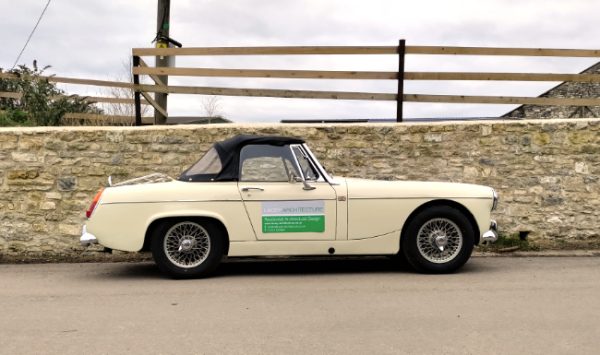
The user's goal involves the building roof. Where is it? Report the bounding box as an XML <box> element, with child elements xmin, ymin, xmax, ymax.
<box><xmin>502</xmin><ymin>61</ymin><xmax>600</xmax><ymax>118</ymax></box>
<box><xmin>166</xmin><ymin>116</ymin><xmax>232</xmax><ymax>124</ymax></box>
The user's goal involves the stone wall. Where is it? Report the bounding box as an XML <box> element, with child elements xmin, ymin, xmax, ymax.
<box><xmin>1</xmin><ymin>118</ymin><xmax>599</xmax><ymax>259</ymax></box>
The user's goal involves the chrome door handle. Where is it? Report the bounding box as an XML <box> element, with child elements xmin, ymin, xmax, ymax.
<box><xmin>241</xmin><ymin>187</ymin><xmax>264</xmax><ymax>192</ymax></box>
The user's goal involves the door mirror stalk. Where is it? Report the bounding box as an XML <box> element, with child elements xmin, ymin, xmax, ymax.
<box><xmin>290</xmin><ymin>173</ymin><xmax>316</xmax><ymax>190</ymax></box>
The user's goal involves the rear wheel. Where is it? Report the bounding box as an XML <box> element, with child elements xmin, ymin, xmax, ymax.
<box><xmin>151</xmin><ymin>219</ymin><xmax>225</xmax><ymax>279</ymax></box>
<box><xmin>401</xmin><ymin>205</ymin><xmax>474</xmax><ymax>273</ymax></box>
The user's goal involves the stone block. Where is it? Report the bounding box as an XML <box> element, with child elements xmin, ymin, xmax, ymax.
<box><xmin>40</xmin><ymin>201</ymin><xmax>56</xmax><ymax>210</ymax></box>
<box><xmin>45</xmin><ymin>192</ymin><xmax>62</xmax><ymax>200</ymax></box>
<box><xmin>7</xmin><ymin>169</ymin><xmax>39</xmax><ymax>180</ymax></box>
<box><xmin>532</xmin><ymin>132</ymin><xmax>551</xmax><ymax>145</ymax></box>
<box><xmin>574</xmin><ymin>162</ymin><xmax>589</xmax><ymax>174</ymax></box>
<box><xmin>18</xmin><ymin>138</ymin><xmax>43</xmax><ymax>150</ymax></box>
<box><xmin>11</xmin><ymin>152</ymin><xmax>38</xmax><ymax>162</ymax></box>
<box><xmin>463</xmin><ymin>166</ymin><xmax>479</xmax><ymax>178</ymax></box>
<box><xmin>57</xmin><ymin>177</ymin><xmax>77</xmax><ymax>191</ymax></box>
<box><xmin>424</xmin><ymin>133</ymin><xmax>443</xmax><ymax>142</ymax></box>
<box><xmin>480</xmin><ymin>125</ymin><xmax>493</xmax><ymax>136</ymax></box>
<box><xmin>59</xmin><ymin>224</ymin><xmax>81</xmax><ymax>236</ymax></box>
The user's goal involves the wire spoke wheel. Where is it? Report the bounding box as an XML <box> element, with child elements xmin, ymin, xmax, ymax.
<box><xmin>163</xmin><ymin>221</ymin><xmax>211</xmax><ymax>269</ymax></box>
<box><xmin>416</xmin><ymin>217</ymin><xmax>463</xmax><ymax>264</ymax></box>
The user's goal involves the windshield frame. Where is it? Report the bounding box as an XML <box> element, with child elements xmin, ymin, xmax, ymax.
<box><xmin>300</xmin><ymin>144</ymin><xmax>334</xmax><ymax>183</ymax></box>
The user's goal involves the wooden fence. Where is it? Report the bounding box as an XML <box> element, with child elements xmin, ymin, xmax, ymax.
<box><xmin>3</xmin><ymin>44</ymin><xmax>600</xmax><ymax>125</ymax></box>
<box><xmin>132</xmin><ymin>42</ymin><xmax>600</xmax><ymax>124</ymax></box>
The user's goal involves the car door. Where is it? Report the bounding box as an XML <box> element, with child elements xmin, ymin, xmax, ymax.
<box><xmin>238</xmin><ymin>144</ymin><xmax>337</xmax><ymax>241</ymax></box>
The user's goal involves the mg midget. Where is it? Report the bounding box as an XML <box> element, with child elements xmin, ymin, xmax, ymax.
<box><xmin>81</xmin><ymin>135</ymin><xmax>498</xmax><ymax>278</ymax></box>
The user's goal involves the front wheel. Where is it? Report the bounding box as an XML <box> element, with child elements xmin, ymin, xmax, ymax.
<box><xmin>401</xmin><ymin>206</ymin><xmax>474</xmax><ymax>273</ymax></box>
<box><xmin>151</xmin><ymin>219</ymin><xmax>225</xmax><ymax>279</ymax></box>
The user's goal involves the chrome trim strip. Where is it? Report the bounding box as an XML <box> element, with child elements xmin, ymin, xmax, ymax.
<box><xmin>236</xmin><ymin>198</ymin><xmax>337</xmax><ymax>202</ymax></box>
<box><xmin>348</xmin><ymin>196</ymin><xmax>493</xmax><ymax>200</ymax></box>
<box><xmin>101</xmin><ymin>196</ymin><xmax>489</xmax><ymax>204</ymax></box>
<box><xmin>102</xmin><ymin>198</ymin><xmax>336</xmax><ymax>205</ymax></box>
<box><xmin>102</xmin><ymin>199</ymin><xmax>241</xmax><ymax>205</ymax></box>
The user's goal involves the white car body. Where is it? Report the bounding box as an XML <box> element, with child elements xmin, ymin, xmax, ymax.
<box><xmin>82</xmin><ymin>135</ymin><xmax>498</xmax><ymax>277</ymax></box>
<box><xmin>87</xmin><ymin>179</ymin><xmax>495</xmax><ymax>254</ymax></box>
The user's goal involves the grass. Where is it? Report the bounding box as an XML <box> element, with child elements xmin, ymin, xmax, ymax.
<box><xmin>0</xmin><ymin>109</ymin><xmax>37</xmax><ymax>127</ymax></box>
<box><xmin>477</xmin><ymin>232</ymin><xmax>541</xmax><ymax>253</ymax></box>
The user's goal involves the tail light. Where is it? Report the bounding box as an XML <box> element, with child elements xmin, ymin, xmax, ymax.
<box><xmin>86</xmin><ymin>188</ymin><xmax>104</xmax><ymax>218</ymax></box>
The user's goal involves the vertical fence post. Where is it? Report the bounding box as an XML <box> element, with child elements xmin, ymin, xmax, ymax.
<box><xmin>397</xmin><ymin>39</ymin><xmax>406</xmax><ymax>122</ymax></box>
<box><xmin>132</xmin><ymin>55</ymin><xmax>142</xmax><ymax>126</ymax></box>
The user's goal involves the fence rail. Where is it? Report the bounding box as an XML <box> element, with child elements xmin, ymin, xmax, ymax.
<box><xmin>133</xmin><ymin>67</ymin><xmax>600</xmax><ymax>83</ymax></box>
<box><xmin>0</xmin><ymin>72</ymin><xmax>137</xmax><ymax>89</ymax></box>
<box><xmin>132</xmin><ymin>46</ymin><xmax>600</xmax><ymax>57</ymax></box>
<box><xmin>0</xmin><ymin>91</ymin><xmax>23</xmax><ymax>100</ymax></box>
<box><xmin>62</xmin><ymin>113</ymin><xmax>153</xmax><ymax>124</ymax></box>
<box><xmin>132</xmin><ymin>67</ymin><xmax>398</xmax><ymax>80</ymax></box>
<box><xmin>135</xmin><ymin>83</ymin><xmax>395</xmax><ymax>100</ymax></box>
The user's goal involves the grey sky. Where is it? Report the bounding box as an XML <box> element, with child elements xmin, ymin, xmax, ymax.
<box><xmin>2</xmin><ymin>0</ymin><xmax>599</xmax><ymax>122</ymax></box>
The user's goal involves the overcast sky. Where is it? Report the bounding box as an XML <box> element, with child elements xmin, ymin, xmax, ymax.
<box><xmin>2</xmin><ymin>0</ymin><xmax>599</xmax><ymax>122</ymax></box>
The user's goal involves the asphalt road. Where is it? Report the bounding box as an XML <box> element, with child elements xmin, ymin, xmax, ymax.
<box><xmin>1</xmin><ymin>257</ymin><xmax>599</xmax><ymax>355</ymax></box>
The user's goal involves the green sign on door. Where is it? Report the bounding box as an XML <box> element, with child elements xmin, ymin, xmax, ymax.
<box><xmin>262</xmin><ymin>201</ymin><xmax>325</xmax><ymax>233</ymax></box>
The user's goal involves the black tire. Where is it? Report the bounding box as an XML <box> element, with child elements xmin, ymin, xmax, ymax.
<box><xmin>401</xmin><ymin>205</ymin><xmax>474</xmax><ymax>273</ymax></box>
<box><xmin>151</xmin><ymin>219</ymin><xmax>225</xmax><ymax>279</ymax></box>
<box><xmin>388</xmin><ymin>252</ymin><xmax>411</xmax><ymax>270</ymax></box>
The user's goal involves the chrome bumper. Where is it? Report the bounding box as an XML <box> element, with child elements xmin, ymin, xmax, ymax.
<box><xmin>80</xmin><ymin>225</ymin><xmax>98</xmax><ymax>247</ymax></box>
<box><xmin>481</xmin><ymin>220</ymin><xmax>498</xmax><ymax>243</ymax></box>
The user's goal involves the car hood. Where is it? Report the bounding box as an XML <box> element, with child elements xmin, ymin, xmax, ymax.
<box><xmin>343</xmin><ymin>177</ymin><xmax>494</xmax><ymax>199</ymax></box>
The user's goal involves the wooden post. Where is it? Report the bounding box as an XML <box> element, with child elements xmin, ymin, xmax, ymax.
<box><xmin>132</xmin><ymin>55</ymin><xmax>142</xmax><ymax>126</ymax></box>
<box><xmin>154</xmin><ymin>0</ymin><xmax>170</xmax><ymax>124</ymax></box>
<box><xmin>397</xmin><ymin>39</ymin><xmax>406</xmax><ymax>122</ymax></box>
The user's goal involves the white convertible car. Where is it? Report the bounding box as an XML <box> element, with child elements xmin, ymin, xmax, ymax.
<box><xmin>81</xmin><ymin>135</ymin><xmax>498</xmax><ymax>278</ymax></box>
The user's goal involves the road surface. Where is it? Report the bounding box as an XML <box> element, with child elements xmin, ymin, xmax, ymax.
<box><xmin>1</xmin><ymin>257</ymin><xmax>599</xmax><ymax>354</ymax></box>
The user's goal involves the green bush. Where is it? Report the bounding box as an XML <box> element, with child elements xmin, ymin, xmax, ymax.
<box><xmin>0</xmin><ymin>62</ymin><xmax>102</xmax><ymax>126</ymax></box>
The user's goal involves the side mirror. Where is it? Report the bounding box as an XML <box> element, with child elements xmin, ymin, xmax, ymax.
<box><xmin>289</xmin><ymin>172</ymin><xmax>303</xmax><ymax>183</ymax></box>
<box><xmin>289</xmin><ymin>172</ymin><xmax>316</xmax><ymax>191</ymax></box>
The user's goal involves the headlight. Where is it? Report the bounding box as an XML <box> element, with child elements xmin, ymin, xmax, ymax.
<box><xmin>491</xmin><ymin>188</ymin><xmax>499</xmax><ymax>211</ymax></box>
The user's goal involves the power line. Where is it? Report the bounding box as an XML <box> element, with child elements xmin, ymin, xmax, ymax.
<box><xmin>11</xmin><ymin>0</ymin><xmax>52</xmax><ymax>70</ymax></box>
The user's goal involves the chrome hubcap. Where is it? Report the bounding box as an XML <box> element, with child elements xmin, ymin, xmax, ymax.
<box><xmin>178</xmin><ymin>237</ymin><xmax>194</xmax><ymax>252</ymax></box>
<box><xmin>164</xmin><ymin>222</ymin><xmax>211</xmax><ymax>268</ymax></box>
<box><xmin>434</xmin><ymin>235</ymin><xmax>448</xmax><ymax>251</ymax></box>
<box><xmin>417</xmin><ymin>218</ymin><xmax>463</xmax><ymax>263</ymax></box>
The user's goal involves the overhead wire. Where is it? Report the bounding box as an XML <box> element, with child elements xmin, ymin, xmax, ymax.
<box><xmin>11</xmin><ymin>0</ymin><xmax>52</xmax><ymax>69</ymax></box>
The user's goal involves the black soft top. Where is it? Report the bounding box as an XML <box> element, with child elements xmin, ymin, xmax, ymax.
<box><xmin>179</xmin><ymin>134</ymin><xmax>305</xmax><ymax>182</ymax></box>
